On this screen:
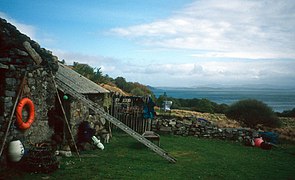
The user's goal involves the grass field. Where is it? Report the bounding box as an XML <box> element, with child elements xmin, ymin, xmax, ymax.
<box><xmin>1</xmin><ymin>131</ymin><xmax>295</xmax><ymax>179</ymax></box>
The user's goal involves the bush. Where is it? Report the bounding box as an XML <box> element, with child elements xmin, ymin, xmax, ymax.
<box><xmin>194</xmin><ymin>98</ymin><xmax>214</xmax><ymax>113</ymax></box>
<box><xmin>225</xmin><ymin>99</ymin><xmax>281</xmax><ymax>128</ymax></box>
<box><xmin>130</xmin><ymin>87</ymin><xmax>144</xmax><ymax>96</ymax></box>
<box><xmin>214</xmin><ymin>103</ymin><xmax>229</xmax><ymax>114</ymax></box>
<box><xmin>277</xmin><ymin>108</ymin><xmax>295</xmax><ymax>117</ymax></box>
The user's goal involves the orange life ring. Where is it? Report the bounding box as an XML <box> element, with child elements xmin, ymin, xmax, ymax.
<box><xmin>16</xmin><ymin>98</ymin><xmax>35</xmax><ymax>130</ymax></box>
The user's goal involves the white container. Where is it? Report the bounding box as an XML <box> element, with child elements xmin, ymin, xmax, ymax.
<box><xmin>92</xmin><ymin>136</ymin><xmax>104</xmax><ymax>150</ymax></box>
<box><xmin>8</xmin><ymin>140</ymin><xmax>25</xmax><ymax>162</ymax></box>
<box><xmin>58</xmin><ymin>150</ymin><xmax>72</xmax><ymax>157</ymax></box>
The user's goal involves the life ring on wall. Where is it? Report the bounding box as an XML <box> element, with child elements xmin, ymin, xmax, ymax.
<box><xmin>16</xmin><ymin>98</ymin><xmax>35</xmax><ymax>130</ymax></box>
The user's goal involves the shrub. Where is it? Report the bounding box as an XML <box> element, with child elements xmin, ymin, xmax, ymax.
<box><xmin>194</xmin><ymin>98</ymin><xmax>214</xmax><ymax>113</ymax></box>
<box><xmin>277</xmin><ymin>108</ymin><xmax>295</xmax><ymax>117</ymax></box>
<box><xmin>225</xmin><ymin>99</ymin><xmax>281</xmax><ymax>128</ymax></box>
<box><xmin>130</xmin><ymin>87</ymin><xmax>145</xmax><ymax>96</ymax></box>
<box><xmin>213</xmin><ymin>103</ymin><xmax>229</xmax><ymax>114</ymax></box>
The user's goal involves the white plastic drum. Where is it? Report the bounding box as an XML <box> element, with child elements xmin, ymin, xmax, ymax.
<box><xmin>8</xmin><ymin>140</ymin><xmax>25</xmax><ymax>162</ymax></box>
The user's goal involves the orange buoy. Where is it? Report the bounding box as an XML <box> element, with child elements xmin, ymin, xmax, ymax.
<box><xmin>16</xmin><ymin>98</ymin><xmax>35</xmax><ymax>130</ymax></box>
<box><xmin>254</xmin><ymin>137</ymin><xmax>264</xmax><ymax>147</ymax></box>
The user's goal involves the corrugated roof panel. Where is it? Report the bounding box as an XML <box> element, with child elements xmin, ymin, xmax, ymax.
<box><xmin>56</xmin><ymin>63</ymin><xmax>109</xmax><ymax>94</ymax></box>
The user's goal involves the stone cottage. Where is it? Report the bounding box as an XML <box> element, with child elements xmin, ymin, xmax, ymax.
<box><xmin>0</xmin><ymin>18</ymin><xmax>110</xmax><ymax>165</ymax></box>
<box><xmin>54</xmin><ymin>63</ymin><xmax>111</xmax><ymax>144</ymax></box>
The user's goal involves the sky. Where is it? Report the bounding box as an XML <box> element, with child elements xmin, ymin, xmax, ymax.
<box><xmin>1</xmin><ymin>0</ymin><xmax>295</xmax><ymax>88</ymax></box>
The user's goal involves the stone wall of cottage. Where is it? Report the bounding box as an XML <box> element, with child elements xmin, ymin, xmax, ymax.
<box><xmin>0</xmin><ymin>18</ymin><xmax>59</xmax><ymax>148</ymax></box>
<box><xmin>70</xmin><ymin>94</ymin><xmax>109</xmax><ymax>141</ymax></box>
<box><xmin>21</xmin><ymin>69</ymin><xmax>57</xmax><ymax>144</ymax></box>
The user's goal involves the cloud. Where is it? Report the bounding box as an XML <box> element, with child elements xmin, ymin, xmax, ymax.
<box><xmin>146</xmin><ymin>60</ymin><xmax>295</xmax><ymax>87</ymax></box>
<box><xmin>53</xmin><ymin>49</ymin><xmax>295</xmax><ymax>87</ymax></box>
<box><xmin>53</xmin><ymin>49</ymin><xmax>132</xmax><ymax>77</ymax></box>
<box><xmin>110</xmin><ymin>0</ymin><xmax>295</xmax><ymax>59</ymax></box>
<box><xmin>0</xmin><ymin>12</ymin><xmax>37</xmax><ymax>40</ymax></box>
<box><xmin>106</xmin><ymin>0</ymin><xmax>295</xmax><ymax>87</ymax></box>
<box><xmin>141</xmin><ymin>60</ymin><xmax>295</xmax><ymax>87</ymax></box>
<box><xmin>0</xmin><ymin>12</ymin><xmax>57</xmax><ymax>47</ymax></box>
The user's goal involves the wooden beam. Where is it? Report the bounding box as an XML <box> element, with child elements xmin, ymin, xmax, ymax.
<box><xmin>51</xmin><ymin>72</ymin><xmax>81</xmax><ymax>161</ymax></box>
<box><xmin>23</xmin><ymin>41</ymin><xmax>42</xmax><ymax>65</ymax></box>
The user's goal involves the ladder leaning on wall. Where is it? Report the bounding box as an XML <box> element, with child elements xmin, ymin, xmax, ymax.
<box><xmin>54</xmin><ymin>77</ymin><xmax>177</xmax><ymax>163</ymax></box>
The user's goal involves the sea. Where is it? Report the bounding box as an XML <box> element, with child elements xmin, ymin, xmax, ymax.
<box><xmin>151</xmin><ymin>87</ymin><xmax>295</xmax><ymax>113</ymax></box>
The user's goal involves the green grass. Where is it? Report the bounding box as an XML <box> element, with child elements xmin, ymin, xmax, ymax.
<box><xmin>1</xmin><ymin>131</ymin><xmax>295</xmax><ymax>179</ymax></box>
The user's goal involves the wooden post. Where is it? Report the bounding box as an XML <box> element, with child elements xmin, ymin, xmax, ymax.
<box><xmin>51</xmin><ymin>72</ymin><xmax>81</xmax><ymax>161</ymax></box>
<box><xmin>134</xmin><ymin>109</ymin><xmax>137</xmax><ymax>132</ymax></box>
<box><xmin>0</xmin><ymin>72</ymin><xmax>27</xmax><ymax>158</ymax></box>
<box><xmin>23</xmin><ymin>41</ymin><xmax>42</xmax><ymax>65</ymax></box>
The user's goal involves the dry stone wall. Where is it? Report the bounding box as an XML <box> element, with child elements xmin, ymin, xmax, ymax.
<box><xmin>152</xmin><ymin>116</ymin><xmax>258</xmax><ymax>141</ymax></box>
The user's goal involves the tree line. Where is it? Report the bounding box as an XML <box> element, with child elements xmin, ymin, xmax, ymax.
<box><xmin>71</xmin><ymin>62</ymin><xmax>153</xmax><ymax>97</ymax></box>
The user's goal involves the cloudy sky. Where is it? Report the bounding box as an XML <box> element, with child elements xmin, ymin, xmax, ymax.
<box><xmin>1</xmin><ymin>0</ymin><xmax>295</xmax><ymax>88</ymax></box>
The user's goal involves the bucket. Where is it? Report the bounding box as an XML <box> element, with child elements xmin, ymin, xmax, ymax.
<box><xmin>260</xmin><ymin>142</ymin><xmax>272</xmax><ymax>150</ymax></box>
<box><xmin>8</xmin><ymin>140</ymin><xmax>25</xmax><ymax>162</ymax></box>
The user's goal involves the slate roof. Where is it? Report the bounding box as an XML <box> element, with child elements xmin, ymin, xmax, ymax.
<box><xmin>56</xmin><ymin>63</ymin><xmax>109</xmax><ymax>94</ymax></box>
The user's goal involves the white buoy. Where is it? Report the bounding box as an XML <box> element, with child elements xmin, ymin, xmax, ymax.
<box><xmin>92</xmin><ymin>136</ymin><xmax>104</xmax><ymax>150</ymax></box>
<box><xmin>58</xmin><ymin>150</ymin><xmax>72</xmax><ymax>157</ymax></box>
<box><xmin>8</xmin><ymin>140</ymin><xmax>25</xmax><ymax>162</ymax></box>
